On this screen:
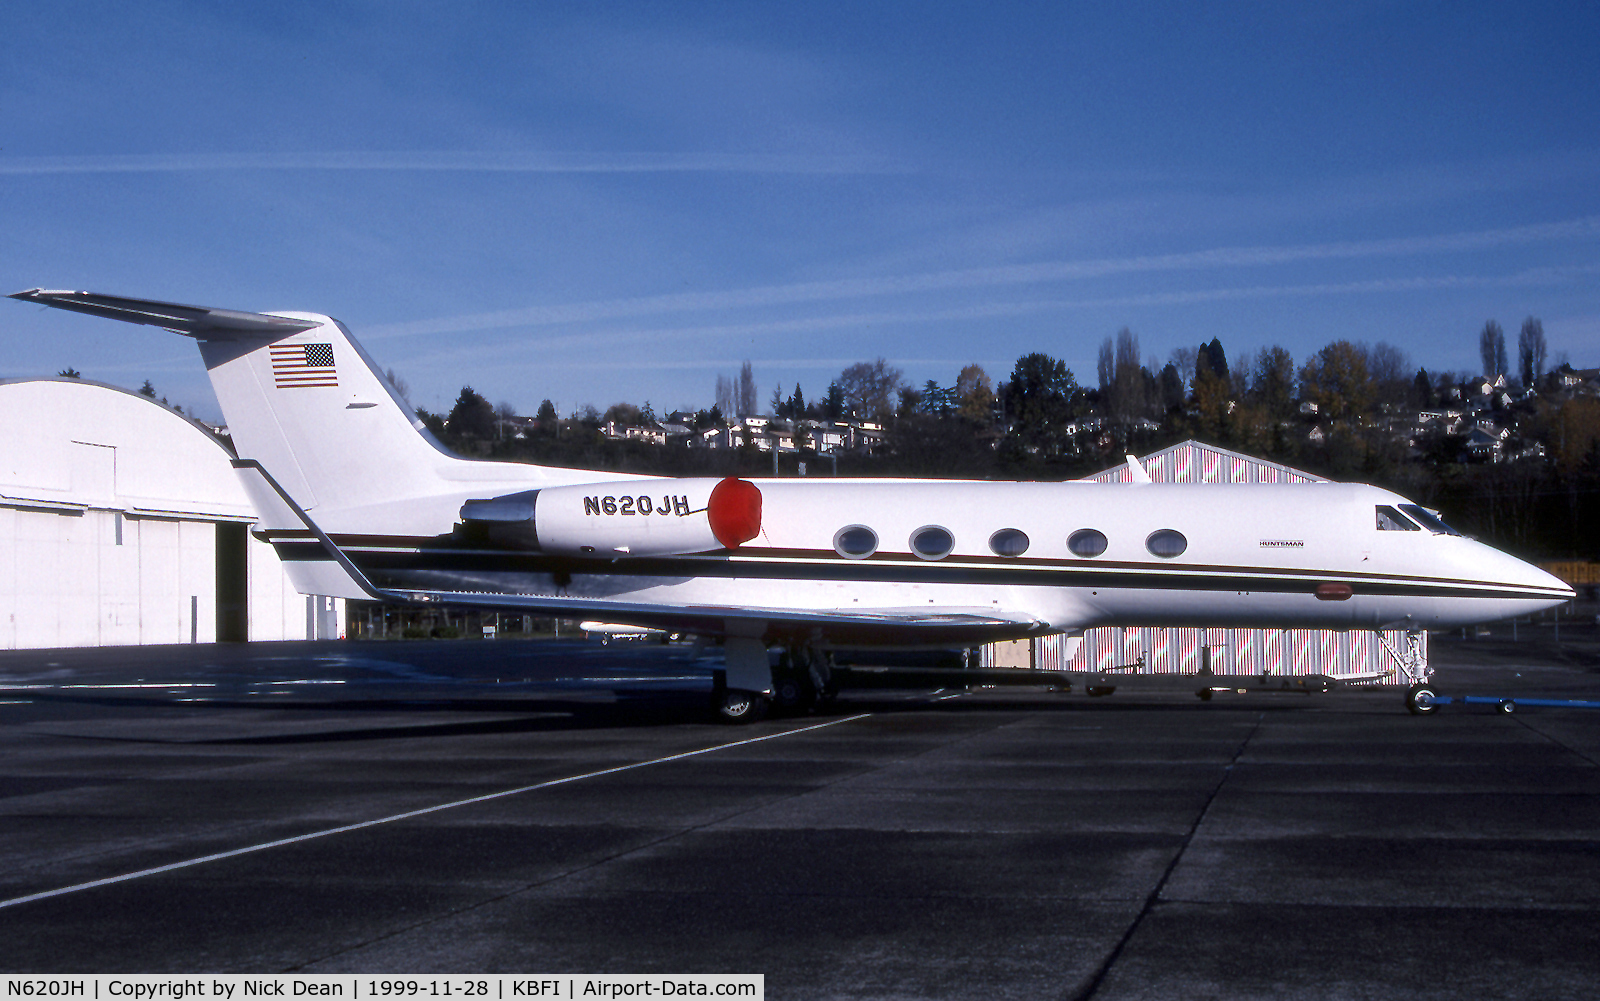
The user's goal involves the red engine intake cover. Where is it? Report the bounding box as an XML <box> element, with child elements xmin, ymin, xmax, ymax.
<box><xmin>707</xmin><ymin>477</ymin><xmax>762</xmax><ymax>549</ymax></box>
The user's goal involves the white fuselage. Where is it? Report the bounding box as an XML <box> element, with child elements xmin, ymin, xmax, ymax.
<box><xmin>321</xmin><ymin>474</ymin><xmax>1571</xmax><ymax>641</ymax></box>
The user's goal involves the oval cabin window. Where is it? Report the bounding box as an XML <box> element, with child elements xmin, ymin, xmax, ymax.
<box><xmin>910</xmin><ymin>525</ymin><xmax>954</xmax><ymax>560</ymax></box>
<box><xmin>1067</xmin><ymin>529</ymin><xmax>1108</xmax><ymax>558</ymax></box>
<box><xmin>1145</xmin><ymin>529</ymin><xmax>1187</xmax><ymax>558</ymax></box>
<box><xmin>834</xmin><ymin>525</ymin><xmax>879</xmax><ymax>559</ymax></box>
<box><xmin>989</xmin><ymin>528</ymin><xmax>1030</xmax><ymax>557</ymax></box>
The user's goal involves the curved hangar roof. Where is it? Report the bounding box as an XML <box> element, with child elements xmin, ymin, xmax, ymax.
<box><xmin>0</xmin><ymin>378</ymin><xmax>253</xmax><ymax>521</ymax></box>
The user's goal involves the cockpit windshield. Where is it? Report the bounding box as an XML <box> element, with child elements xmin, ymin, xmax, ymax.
<box><xmin>1376</xmin><ymin>505</ymin><xmax>1421</xmax><ymax>531</ymax></box>
<box><xmin>1399</xmin><ymin>503</ymin><xmax>1463</xmax><ymax>536</ymax></box>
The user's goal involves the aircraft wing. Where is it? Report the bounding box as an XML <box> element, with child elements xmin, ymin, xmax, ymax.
<box><xmin>389</xmin><ymin>588</ymin><xmax>1045</xmax><ymax>645</ymax></box>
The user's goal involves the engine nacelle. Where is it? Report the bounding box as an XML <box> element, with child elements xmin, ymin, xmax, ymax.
<box><xmin>460</xmin><ymin>476</ymin><xmax>762</xmax><ymax>557</ymax></box>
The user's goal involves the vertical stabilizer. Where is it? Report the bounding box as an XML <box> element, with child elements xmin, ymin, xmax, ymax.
<box><xmin>9</xmin><ymin>290</ymin><xmax>630</xmax><ymax>535</ymax></box>
<box><xmin>195</xmin><ymin>311</ymin><xmax>462</xmax><ymax>512</ymax></box>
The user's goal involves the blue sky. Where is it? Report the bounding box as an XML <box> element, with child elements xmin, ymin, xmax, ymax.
<box><xmin>3</xmin><ymin>1</ymin><xmax>1598</xmax><ymax>423</ymax></box>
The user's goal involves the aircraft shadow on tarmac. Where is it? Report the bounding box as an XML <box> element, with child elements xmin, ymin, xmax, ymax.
<box><xmin>13</xmin><ymin>680</ymin><xmax>1341</xmax><ymax>745</ymax></box>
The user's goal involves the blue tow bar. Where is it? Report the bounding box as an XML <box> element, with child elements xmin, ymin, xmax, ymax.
<box><xmin>1418</xmin><ymin>692</ymin><xmax>1600</xmax><ymax>715</ymax></box>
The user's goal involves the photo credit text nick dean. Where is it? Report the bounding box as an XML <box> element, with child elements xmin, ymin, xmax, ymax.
<box><xmin>3</xmin><ymin>977</ymin><xmax>761</xmax><ymax>1000</ymax></box>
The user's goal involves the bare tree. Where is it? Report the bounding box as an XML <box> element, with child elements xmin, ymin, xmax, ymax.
<box><xmin>1368</xmin><ymin>341</ymin><xmax>1411</xmax><ymax>405</ymax></box>
<box><xmin>1479</xmin><ymin>321</ymin><xmax>1506</xmax><ymax>379</ymax></box>
<box><xmin>714</xmin><ymin>373</ymin><xmax>736</xmax><ymax>418</ymax></box>
<box><xmin>1250</xmin><ymin>346</ymin><xmax>1296</xmax><ymax>419</ymax></box>
<box><xmin>1368</xmin><ymin>342</ymin><xmax>1409</xmax><ymax>383</ymax></box>
<box><xmin>737</xmin><ymin>361</ymin><xmax>757</xmax><ymax>418</ymax></box>
<box><xmin>1096</xmin><ymin>338</ymin><xmax>1115</xmax><ymax>394</ymax></box>
<box><xmin>1518</xmin><ymin>317</ymin><xmax>1547</xmax><ymax>388</ymax></box>
<box><xmin>384</xmin><ymin>368</ymin><xmax>412</xmax><ymax>407</ymax></box>
<box><xmin>494</xmin><ymin>401</ymin><xmax>518</xmax><ymax>440</ymax></box>
<box><xmin>838</xmin><ymin>358</ymin><xmax>904</xmax><ymax>420</ymax></box>
<box><xmin>1110</xmin><ymin>327</ymin><xmax>1147</xmax><ymax>424</ymax></box>
<box><xmin>1168</xmin><ymin>345</ymin><xmax>1197</xmax><ymax>395</ymax></box>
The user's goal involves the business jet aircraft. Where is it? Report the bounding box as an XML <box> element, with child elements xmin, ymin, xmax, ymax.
<box><xmin>11</xmin><ymin>289</ymin><xmax>1573</xmax><ymax>719</ymax></box>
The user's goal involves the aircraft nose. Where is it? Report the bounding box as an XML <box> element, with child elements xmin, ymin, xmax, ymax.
<box><xmin>1509</xmin><ymin>555</ymin><xmax>1575</xmax><ymax>611</ymax></box>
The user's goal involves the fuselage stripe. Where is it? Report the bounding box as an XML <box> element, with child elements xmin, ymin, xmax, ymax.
<box><xmin>264</xmin><ymin>540</ymin><xmax>1566</xmax><ymax>601</ymax></box>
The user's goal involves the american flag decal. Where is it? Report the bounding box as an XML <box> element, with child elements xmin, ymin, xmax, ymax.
<box><xmin>270</xmin><ymin>343</ymin><xmax>338</xmax><ymax>388</ymax></box>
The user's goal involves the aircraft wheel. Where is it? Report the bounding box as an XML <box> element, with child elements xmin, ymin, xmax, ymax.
<box><xmin>1405</xmin><ymin>684</ymin><xmax>1438</xmax><ymax>716</ymax></box>
<box><xmin>772</xmin><ymin>671</ymin><xmax>816</xmax><ymax>714</ymax></box>
<box><xmin>1497</xmin><ymin>699</ymin><xmax>1517</xmax><ymax>715</ymax></box>
<box><xmin>715</xmin><ymin>690</ymin><xmax>769</xmax><ymax>724</ymax></box>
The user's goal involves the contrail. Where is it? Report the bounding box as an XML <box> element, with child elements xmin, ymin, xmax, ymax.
<box><xmin>389</xmin><ymin>262</ymin><xmax>1600</xmax><ymax>373</ymax></box>
<box><xmin>0</xmin><ymin>150</ymin><xmax>905</xmax><ymax>175</ymax></box>
<box><xmin>362</xmin><ymin>229</ymin><xmax>1600</xmax><ymax>341</ymax></box>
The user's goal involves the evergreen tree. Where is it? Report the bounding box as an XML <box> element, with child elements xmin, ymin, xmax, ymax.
<box><xmin>447</xmin><ymin>386</ymin><xmax>496</xmax><ymax>438</ymax></box>
<box><xmin>1412</xmin><ymin>368</ymin><xmax>1435</xmax><ymax>408</ymax></box>
<box><xmin>824</xmin><ymin>382</ymin><xmax>846</xmax><ymax>421</ymax></box>
<box><xmin>1004</xmin><ymin>353</ymin><xmax>1079</xmax><ymax>456</ymax></box>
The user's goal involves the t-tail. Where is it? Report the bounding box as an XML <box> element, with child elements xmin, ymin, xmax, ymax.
<box><xmin>7</xmin><ymin>289</ymin><xmax>636</xmax><ymax>548</ymax></box>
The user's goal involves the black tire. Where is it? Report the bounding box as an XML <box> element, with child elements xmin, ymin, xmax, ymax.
<box><xmin>1086</xmin><ymin>685</ymin><xmax>1117</xmax><ymax>697</ymax></box>
<box><xmin>1497</xmin><ymin>699</ymin><xmax>1517</xmax><ymax>715</ymax></box>
<box><xmin>1405</xmin><ymin>684</ymin><xmax>1438</xmax><ymax>716</ymax></box>
<box><xmin>1197</xmin><ymin>689</ymin><xmax>1213</xmax><ymax>701</ymax></box>
<box><xmin>771</xmin><ymin>670</ymin><xmax>816</xmax><ymax>715</ymax></box>
<box><xmin>715</xmin><ymin>690</ymin><xmax>769</xmax><ymax>724</ymax></box>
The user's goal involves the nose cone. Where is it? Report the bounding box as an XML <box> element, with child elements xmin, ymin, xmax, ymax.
<box><xmin>1481</xmin><ymin>545</ymin><xmax>1574</xmax><ymax>613</ymax></box>
<box><xmin>1522</xmin><ymin>560</ymin><xmax>1577</xmax><ymax>609</ymax></box>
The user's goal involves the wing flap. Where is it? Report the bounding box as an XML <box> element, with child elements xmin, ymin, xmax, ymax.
<box><xmin>384</xmin><ymin>589</ymin><xmax>1047</xmax><ymax>644</ymax></box>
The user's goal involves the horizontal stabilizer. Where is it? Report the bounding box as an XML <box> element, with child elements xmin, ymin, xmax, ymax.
<box><xmin>8</xmin><ymin>289</ymin><xmax>320</xmax><ymax>339</ymax></box>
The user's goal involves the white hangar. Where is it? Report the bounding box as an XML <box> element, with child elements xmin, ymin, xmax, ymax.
<box><xmin>0</xmin><ymin>378</ymin><xmax>343</xmax><ymax>649</ymax></box>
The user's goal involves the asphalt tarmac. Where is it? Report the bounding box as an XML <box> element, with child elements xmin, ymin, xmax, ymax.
<box><xmin>2</xmin><ymin>634</ymin><xmax>1598</xmax><ymax>999</ymax></box>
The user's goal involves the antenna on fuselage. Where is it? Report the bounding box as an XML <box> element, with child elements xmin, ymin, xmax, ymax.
<box><xmin>1125</xmin><ymin>454</ymin><xmax>1152</xmax><ymax>484</ymax></box>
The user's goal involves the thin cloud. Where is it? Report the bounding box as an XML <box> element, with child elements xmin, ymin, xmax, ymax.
<box><xmin>390</xmin><ymin>260</ymin><xmax>1600</xmax><ymax>367</ymax></box>
<box><xmin>362</xmin><ymin>216</ymin><xmax>1600</xmax><ymax>339</ymax></box>
<box><xmin>0</xmin><ymin>150</ymin><xmax>906</xmax><ymax>175</ymax></box>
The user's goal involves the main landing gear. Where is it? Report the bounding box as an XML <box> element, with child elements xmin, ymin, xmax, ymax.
<box><xmin>712</xmin><ymin>643</ymin><xmax>838</xmax><ymax>724</ymax></box>
<box><xmin>714</xmin><ymin>686</ymin><xmax>769</xmax><ymax>723</ymax></box>
<box><xmin>771</xmin><ymin>646</ymin><xmax>838</xmax><ymax>715</ymax></box>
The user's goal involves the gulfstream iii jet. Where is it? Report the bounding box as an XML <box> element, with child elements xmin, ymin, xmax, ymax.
<box><xmin>11</xmin><ymin>289</ymin><xmax>1572</xmax><ymax>719</ymax></box>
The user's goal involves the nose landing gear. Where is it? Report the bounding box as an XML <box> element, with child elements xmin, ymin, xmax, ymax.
<box><xmin>1405</xmin><ymin>683</ymin><xmax>1438</xmax><ymax>716</ymax></box>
